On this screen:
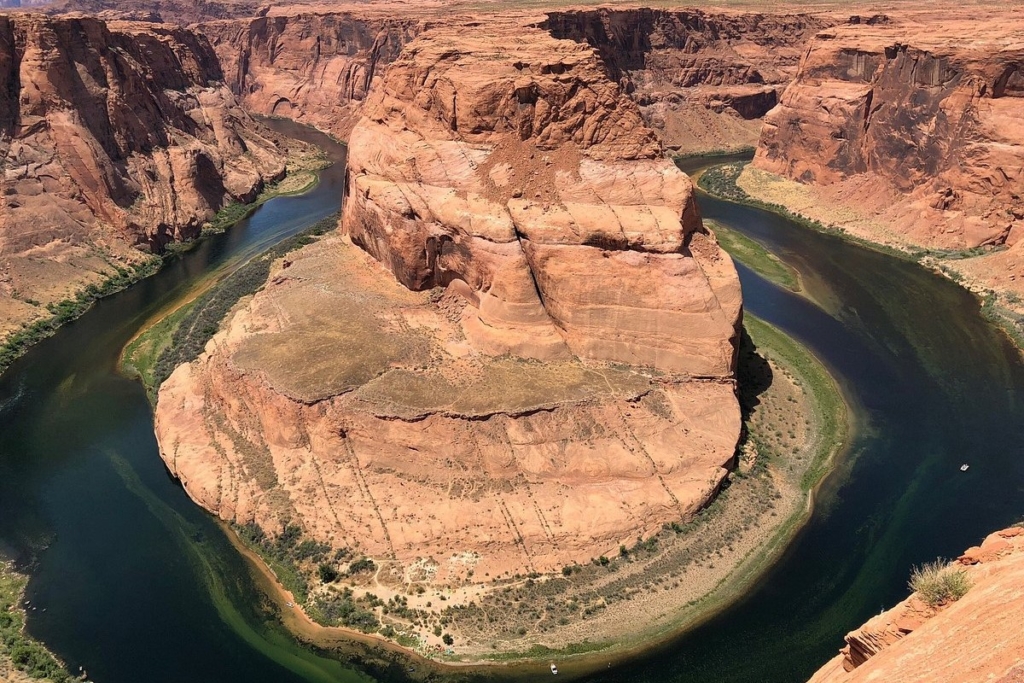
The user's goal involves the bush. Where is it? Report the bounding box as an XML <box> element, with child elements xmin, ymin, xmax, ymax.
<box><xmin>908</xmin><ymin>559</ymin><xmax>972</xmax><ymax>607</ymax></box>
<box><xmin>348</xmin><ymin>558</ymin><xmax>376</xmax><ymax>575</ymax></box>
<box><xmin>318</xmin><ymin>563</ymin><xmax>339</xmax><ymax>584</ymax></box>
<box><xmin>442</xmin><ymin>633</ymin><xmax>454</xmax><ymax>645</ymax></box>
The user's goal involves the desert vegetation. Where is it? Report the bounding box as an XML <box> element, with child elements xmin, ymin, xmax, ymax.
<box><xmin>0</xmin><ymin>562</ymin><xmax>71</xmax><ymax>682</ymax></box>
<box><xmin>908</xmin><ymin>559</ymin><xmax>972</xmax><ymax>607</ymax></box>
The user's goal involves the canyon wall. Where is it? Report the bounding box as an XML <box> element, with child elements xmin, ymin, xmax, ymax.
<box><xmin>156</xmin><ymin>17</ymin><xmax>743</xmax><ymax>589</ymax></box>
<box><xmin>754</xmin><ymin>14</ymin><xmax>1024</xmax><ymax>251</ymax></box>
<box><xmin>203</xmin><ymin>8</ymin><xmax>831</xmax><ymax>152</ymax></box>
<box><xmin>807</xmin><ymin>526</ymin><xmax>1024</xmax><ymax>683</ymax></box>
<box><xmin>202</xmin><ymin>13</ymin><xmax>420</xmax><ymax>139</ymax></box>
<box><xmin>0</xmin><ymin>14</ymin><xmax>288</xmax><ymax>338</ymax></box>
<box><xmin>543</xmin><ymin>8</ymin><xmax>832</xmax><ymax>152</ymax></box>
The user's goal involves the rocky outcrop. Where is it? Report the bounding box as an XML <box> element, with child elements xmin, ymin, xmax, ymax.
<box><xmin>156</xmin><ymin>17</ymin><xmax>742</xmax><ymax>590</ymax></box>
<box><xmin>202</xmin><ymin>13</ymin><xmax>420</xmax><ymax>139</ymax></box>
<box><xmin>0</xmin><ymin>14</ymin><xmax>289</xmax><ymax>338</ymax></box>
<box><xmin>755</xmin><ymin>13</ymin><xmax>1024</xmax><ymax>251</ymax></box>
<box><xmin>808</xmin><ymin>526</ymin><xmax>1024</xmax><ymax>683</ymax></box>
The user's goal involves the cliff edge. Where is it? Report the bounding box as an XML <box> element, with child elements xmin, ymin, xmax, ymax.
<box><xmin>0</xmin><ymin>14</ymin><xmax>290</xmax><ymax>342</ymax></box>
<box><xmin>808</xmin><ymin>526</ymin><xmax>1024</xmax><ymax>683</ymax></box>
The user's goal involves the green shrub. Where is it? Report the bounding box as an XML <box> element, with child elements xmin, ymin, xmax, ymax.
<box><xmin>908</xmin><ymin>559</ymin><xmax>972</xmax><ymax>607</ymax></box>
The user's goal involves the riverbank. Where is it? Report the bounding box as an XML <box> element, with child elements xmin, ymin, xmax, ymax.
<box><xmin>120</xmin><ymin>213</ymin><xmax>339</xmax><ymax>401</ymax></box>
<box><xmin>699</xmin><ymin>162</ymin><xmax>1024</xmax><ymax>351</ymax></box>
<box><xmin>0</xmin><ymin>138</ymin><xmax>327</xmax><ymax>381</ymax></box>
<box><xmin>0</xmin><ymin>562</ymin><xmax>73</xmax><ymax>683</ymax></box>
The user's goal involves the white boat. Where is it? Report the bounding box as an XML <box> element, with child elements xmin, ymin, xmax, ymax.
<box><xmin>960</xmin><ymin>463</ymin><xmax>970</xmax><ymax>472</ymax></box>
<box><xmin>551</xmin><ymin>663</ymin><xmax>558</xmax><ymax>675</ymax></box>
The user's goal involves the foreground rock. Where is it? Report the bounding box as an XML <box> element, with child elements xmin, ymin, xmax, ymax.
<box><xmin>0</xmin><ymin>14</ymin><xmax>289</xmax><ymax>341</ymax></box>
<box><xmin>156</xmin><ymin>16</ymin><xmax>743</xmax><ymax>652</ymax></box>
<box><xmin>807</xmin><ymin>526</ymin><xmax>1024</xmax><ymax>683</ymax></box>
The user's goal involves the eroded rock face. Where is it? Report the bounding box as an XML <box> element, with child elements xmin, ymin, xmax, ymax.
<box><xmin>755</xmin><ymin>15</ymin><xmax>1024</xmax><ymax>251</ymax></box>
<box><xmin>156</xmin><ymin>18</ymin><xmax>743</xmax><ymax>586</ymax></box>
<box><xmin>0</xmin><ymin>14</ymin><xmax>288</xmax><ymax>337</ymax></box>
<box><xmin>807</xmin><ymin>527</ymin><xmax>1024</xmax><ymax>683</ymax></box>
<box><xmin>202</xmin><ymin>7</ymin><xmax>830</xmax><ymax>154</ymax></box>
<box><xmin>203</xmin><ymin>13</ymin><xmax>420</xmax><ymax>139</ymax></box>
<box><xmin>542</xmin><ymin>8</ymin><xmax>833</xmax><ymax>153</ymax></box>
<box><xmin>344</xmin><ymin>19</ymin><xmax>741</xmax><ymax>375</ymax></box>
<box><xmin>0</xmin><ymin>15</ymin><xmax>285</xmax><ymax>251</ymax></box>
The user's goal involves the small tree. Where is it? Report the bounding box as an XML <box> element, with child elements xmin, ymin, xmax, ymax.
<box><xmin>442</xmin><ymin>633</ymin><xmax>454</xmax><ymax>646</ymax></box>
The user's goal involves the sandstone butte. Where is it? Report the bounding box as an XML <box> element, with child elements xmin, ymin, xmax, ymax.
<box><xmin>750</xmin><ymin>10</ymin><xmax>1024</xmax><ymax>307</ymax></box>
<box><xmin>154</xmin><ymin>15</ymin><xmax>746</xmax><ymax>593</ymax></box>
<box><xmin>806</xmin><ymin>526</ymin><xmax>1024</xmax><ymax>683</ymax></box>
<box><xmin>0</xmin><ymin>14</ymin><xmax>291</xmax><ymax>342</ymax></box>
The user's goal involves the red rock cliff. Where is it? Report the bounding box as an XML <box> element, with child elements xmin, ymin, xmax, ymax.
<box><xmin>344</xmin><ymin>17</ymin><xmax>742</xmax><ymax>374</ymax></box>
<box><xmin>201</xmin><ymin>13</ymin><xmax>420</xmax><ymax>139</ymax></box>
<box><xmin>0</xmin><ymin>14</ymin><xmax>288</xmax><ymax>339</ymax></box>
<box><xmin>755</xmin><ymin>14</ymin><xmax>1024</xmax><ymax>250</ymax></box>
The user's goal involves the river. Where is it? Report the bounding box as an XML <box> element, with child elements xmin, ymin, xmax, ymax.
<box><xmin>1</xmin><ymin>137</ymin><xmax>1022</xmax><ymax>683</ymax></box>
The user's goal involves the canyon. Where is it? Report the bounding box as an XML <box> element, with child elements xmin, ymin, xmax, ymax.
<box><xmin>202</xmin><ymin>7</ymin><xmax>828</xmax><ymax>151</ymax></box>
<box><xmin>0</xmin><ymin>0</ymin><xmax>1020</xmax><ymax>678</ymax></box>
<box><xmin>0</xmin><ymin>13</ymin><xmax>295</xmax><ymax>343</ymax></box>
<box><xmin>746</xmin><ymin>9</ymin><xmax>1024</xmax><ymax>336</ymax></box>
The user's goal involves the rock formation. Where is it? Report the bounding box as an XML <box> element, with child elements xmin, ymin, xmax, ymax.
<box><xmin>0</xmin><ymin>14</ymin><xmax>289</xmax><ymax>338</ymax></box>
<box><xmin>807</xmin><ymin>526</ymin><xmax>1024</xmax><ymax>683</ymax></box>
<box><xmin>344</xmin><ymin>18</ymin><xmax>741</xmax><ymax>374</ymax></box>
<box><xmin>155</xmin><ymin>17</ymin><xmax>742</xmax><ymax>589</ymax></box>
<box><xmin>202</xmin><ymin>13</ymin><xmax>420</xmax><ymax>139</ymax></box>
<box><xmin>202</xmin><ymin>7</ymin><xmax>830</xmax><ymax>153</ymax></box>
<box><xmin>754</xmin><ymin>13</ymin><xmax>1024</xmax><ymax>252</ymax></box>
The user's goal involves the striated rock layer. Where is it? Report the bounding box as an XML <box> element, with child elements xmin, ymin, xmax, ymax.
<box><xmin>755</xmin><ymin>13</ymin><xmax>1024</xmax><ymax>252</ymax></box>
<box><xmin>0</xmin><ymin>14</ymin><xmax>289</xmax><ymax>338</ymax></box>
<box><xmin>542</xmin><ymin>8</ymin><xmax>833</xmax><ymax>153</ymax></box>
<box><xmin>202</xmin><ymin>13</ymin><xmax>420</xmax><ymax>139</ymax></box>
<box><xmin>344</xmin><ymin>18</ymin><xmax>742</xmax><ymax>374</ymax></box>
<box><xmin>156</xmin><ymin>18</ymin><xmax>743</xmax><ymax>584</ymax></box>
<box><xmin>807</xmin><ymin>526</ymin><xmax>1024</xmax><ymax>683</ymax></box>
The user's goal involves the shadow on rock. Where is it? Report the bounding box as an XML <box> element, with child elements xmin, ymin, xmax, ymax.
<box><xmin>737</xmin><ymin>325</ymin><xmax>772</xmax><ymax>422</ymax></box>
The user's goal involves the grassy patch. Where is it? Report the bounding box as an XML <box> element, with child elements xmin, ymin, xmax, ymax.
<box><xmin>744</xmin><ymin>315</ymin><xmax>847</xmax><ymax>492</ymax></box>
<box><xmin>908</xmin><ymin>559</ymin><xmax>971</xmax><ymax>607</ymax></box>
<box><xmin>0</xmin><ymin>562</ymin><xmax>72</xmax><ymax>682</ymax></box>
<box><xmin>673</xmin><ymin>146</ymin><xmax>756</xmax><ymax>161</ymax></box>
<box><xmin>707</xmin><ymin>219</ymin><xmax>799</xmax><ymax>292</ymax></box>
<box><xmin>123</xmin><ymin>214</ymin><xmax>338</xmax><ymax>397</ymax></box>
